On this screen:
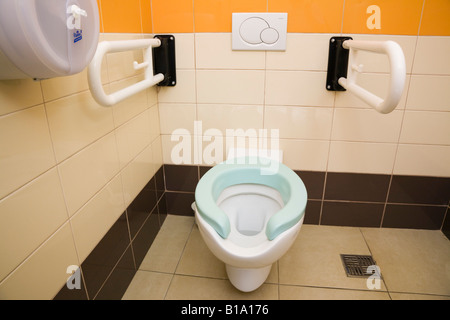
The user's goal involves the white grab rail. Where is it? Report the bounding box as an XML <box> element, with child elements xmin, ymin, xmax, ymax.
<box><xmin>338</xmin><ymin>40</ymin><xmax>406</xmax><ymax>114</ymax></box>
<box><xmin>88</xmin><ymin>39</ymin><xmax>164</xmax><ymax>107</ymax></box>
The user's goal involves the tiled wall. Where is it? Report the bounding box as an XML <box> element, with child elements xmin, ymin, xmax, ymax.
<box><xmin>0</xmin><ymin>32</ymin><xmax>163</xmax><ymax>299</ymax></box>
<box><xmin>1</xmin><ymin>0</ymin><xmax>450</xmax><ymax>300</ymax></box>
<box><xmin>154</xmin><ymin>0</ymin><xmax>450</xmax><ymax>235</ymax></box>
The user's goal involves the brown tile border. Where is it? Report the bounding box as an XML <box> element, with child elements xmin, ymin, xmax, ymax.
<box><xmin>164</xmin><ymin>165</ymin><xmax>450</xmax><ymax>236</ymax></box>
<box><xmin>54</xmin><ymin>167</ymin><xmax>167</xmax><ymax>300</ymax></box>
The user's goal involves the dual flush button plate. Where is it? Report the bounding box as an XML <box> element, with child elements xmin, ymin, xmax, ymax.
<box><xmin>232</xmin><ymin>13</ymin><xmax>287</xmax><ymax>51</ymax></box>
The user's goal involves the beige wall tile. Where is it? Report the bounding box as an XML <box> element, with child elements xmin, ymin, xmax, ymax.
<box><xmin>115</xmin><ymin>109</ymin><xmax>152</xmax><ymax>169</ymax></box>
<box><xmin>0</xmin><ymin>169</ymin><xmax>68</xmax><ymax>282</ymax></box>
<box><xmin>148</xmin><ymin>104</ymin><xmax>161</xmax><ymax>143</ymax></box>
<box><xmin>0</xmin><ymin>79</ymin><xmax>43</xmax><ymax>116</ymax></box>
<box><xmin>328</xmin><ymin>141</ymin><xmax>397</xmax><ymax>174</ymax></box>
<box><xmin>413</xmin><ymin>36</ymin><xmax>450</xmax><ymax>75</ymax></box>
<box><xmin>279</xmin><ymin>139</ymin><xmax>330</xmax><ymax>171</ymax></box>
<box><xmin>331</xmin><ymin>108</ymin><xmax>403</xmax><ymax>143</ymax></box>
<box><xmin>197</xmin><ymin>70</ymin><xmax>265</xmax><ymax>105</ymax></box>
<box><xmin>70</xmin><ymin>175</ymin><xmax>125</xmax><ymax>262</ymax></box>
<box><xmin>195</xmin><ymin>33</ymin><xmax>265</xmax><ymax>70</ymax></box>
<box><xmin>198</xmin><ymin>104</ymin><xmax>264</xmax><ymax>134</ymax></box>
<box><xmin>41</xmin><ymin>69</ymin><xmax>89</xmax><ymax>102</ymax></box>
<box><xmin>264</xmin><ymin>106</ymin><xmax>333</xmax><ymax>140</ymax></box>
<box><xmin>158</xmin><ymin>70</ymin><xmax>196</xmax><ymax>103</ymax></box>
<box><xmin>110</xmin><ymin>75</ymin><xmax>149</xmax><ymax>127</ymax></box>
<box><xmin>151</xmin><ymin>137</ymin><xmax>164</xmax><ymax>173</ymax></box>
<box><xmin>265</xmin><ymin>71</ymin><xmax>334</xmax><ymax>107</ymax></box>
<box><xmin>266</xmin><ymin>33</ymin><xmax>333</xmax><ymax>71</ymax></box>
<box><xmin>58</xmin><ymin>132</ymin><xmax>120</xmax><ymax>216</ymax></box>
<box><xmin>0</xmin><ymin>222</ymin><xmax>79</xmax><ymax>300</ymax></box>
<box><xmin>159</xmin><ymin>103</ymin><xmax>197</xmax><ymax>135</ymax></box>
<box><xmin>0</xmin><ymin>105</ymin><xmax>55</xmax><ymax>199</ymax></box>
<box><xmin>45</xmin><ymin>91</ymin><xmax>115</xmax><ymax>162</ymax></box>
<box><xmin>400</xmin><ymin>111</ymin><xmax>450</xmax><ymax>145</ymax></box>
<box><xmin>172</xmin><ymin>33</ymin><xmax>195</xmax><ymax>70</ymax></box>
<box><xmin>121</xmin><ymin>144</ymin><xmax>155</xmax><ymax>207</ymax></box>
<box><xmin>406</xmin><ymin>75</ymin><xmax>450</xmax><ymax>112</ymax></box>
<box><xmin>394</xmin><ymin>144</ymin><xmax>450</xmax><ymax>177</ymax></box>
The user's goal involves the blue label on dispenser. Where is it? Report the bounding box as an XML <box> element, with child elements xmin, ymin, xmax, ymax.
<box><xmin>73</xmin><ymin>30</ymin><xmax>83</xmax><ymax>43</ymax></box>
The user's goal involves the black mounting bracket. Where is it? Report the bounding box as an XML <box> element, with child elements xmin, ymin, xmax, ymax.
<box><xmin>153</xmin><ymin>35</ymin><xmax>176</xmax><ymax>86</ymax></box>
<box><xmin>326</xmin><ymin>36</ymin><xmax>353</xmax><ymax>91</ymax></box>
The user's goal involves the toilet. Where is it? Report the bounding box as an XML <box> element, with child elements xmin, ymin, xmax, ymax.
<box><xmin>193</xmin><ymin>156</ymin><xmax>307</xmax><ymax>292</ymax></box>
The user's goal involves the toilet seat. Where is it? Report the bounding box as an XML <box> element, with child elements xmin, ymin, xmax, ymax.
<box><xmin>195</xmin><ymin>157</ymin><xmax>307</xmax><ymax>241</ymax></box>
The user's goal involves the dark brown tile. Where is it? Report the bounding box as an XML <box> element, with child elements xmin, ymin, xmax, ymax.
<box><xmin>157</xmin><ymin>193</ymin><xmax>168</xmax><ymax>227</ymax></box>
<box><xmin>127</xmin><ymin>178</ymin><xmax>157</xmax><ymax>239</ymax></box>
<box><xmin>199</xmin><ymin>165</ymin><xmax>213</xmax><ymax>179</ymax></box>
<box><xmin>303</xmin><ymin>200</ymin><xmax>321</xmax><ymax>225</ymax></box>
<box><xmin>164</xmin><ymin>164</ymin><xmax>199</xmax><ymax>192</ymax></box>
<box><xmin>443</xmin><ymin>206</ymin><xmax>450</xmax><ymax>240</ymax></box>
<box><xmin>325</xmin><ymin>172</ymin><xmax>390</xmax><ymax>202</ymax></box>
<box><xmin>382</xmin><ymin>204</ymin><xmax>447</xmax><ymax>230</ymax></box>
<box><xmin>94</xmin><ymin>245</ymin><xmax>136</xmax><ymax>300</ymax></box>
<box><xmin>53</xmin><ymin>267</ymin><xmax>88</xmax><ymax>300</ymax></box>
<box><xmin>132</xmin><ymin>208</ymin><xmax>160</xmax><ymax>269</ymax></box>
<box><xmin>388</xmin><ymin>175</ymin><xmax>450</xmax><ymax>205</ymax></box>
<box><xmin>295</xmin><ymin>171</ymin><xmax>325</xmax><ymax>200</ymax></box>
<box><xmin>165</xmin><ymin>191</ymin><xmax>195</xmax><ymax>216</ymax></box>
<box><xmin>321</xmin><ymin>201</ymin><xmax>383</xmax><ymax>227</ymax></box>
<box><xmin>81</xmin><ymin>212</ymin><xmax>131</xmax><ymax>299</ymax></box>
<box><xmin>155</xmin><ymin>165</ymin><xmax>165</xmax><ymax>200</ymax></box>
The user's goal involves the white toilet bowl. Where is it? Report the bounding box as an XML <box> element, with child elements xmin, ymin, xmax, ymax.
<box><xmin>193</xmin><ymin>157</ymin><xmax>307</xmax><ymax>292</ymax></box>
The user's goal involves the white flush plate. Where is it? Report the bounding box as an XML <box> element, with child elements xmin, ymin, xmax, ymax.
<box><xmin>232</xmin><ymin>13</ymin><xmax>287</xmax><ymax>51</ymax></box>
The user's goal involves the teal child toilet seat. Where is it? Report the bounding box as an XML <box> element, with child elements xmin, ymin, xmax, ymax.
<box><xmin>194</xmin><ymin>157</ymin><xmax>307</xmax><ymax>241</ymax></box>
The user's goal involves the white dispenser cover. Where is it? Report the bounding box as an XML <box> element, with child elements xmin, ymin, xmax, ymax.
<box><xmin>0</xmin><ymin>0</ymin><xmax>99</xmax><ymax>79</ymax></box>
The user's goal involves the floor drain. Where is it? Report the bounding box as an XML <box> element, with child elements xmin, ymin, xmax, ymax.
<box><xmin>340</xmin><ymin>254</ymin><xmax>377</xmax><ymax>278</ymax></box>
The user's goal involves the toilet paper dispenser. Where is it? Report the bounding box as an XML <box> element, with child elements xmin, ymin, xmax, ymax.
<box><xmin>326</xmin><ymin>36</ymin><xmax>406</xmax><ymax>114</ymax></box>
<box><xmin>0</xmin><ymin>0</ymin><xmax>100</xmax><ymax>80</ymax></box>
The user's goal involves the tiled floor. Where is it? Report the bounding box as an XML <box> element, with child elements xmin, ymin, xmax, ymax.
<box><xmin>122</xmin><ymin>215</ymin><xmax>450</xmax><ymax>300</ymax></box>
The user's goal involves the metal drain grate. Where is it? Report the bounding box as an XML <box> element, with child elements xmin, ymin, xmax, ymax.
<box><xmin>340</xmin><ymin>254</ymin><xmax>377</xmax><ymax>278</ymax></box>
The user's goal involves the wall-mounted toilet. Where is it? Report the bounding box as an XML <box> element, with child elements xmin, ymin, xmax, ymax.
<box><xmin>193</xmin><ymin>156</ymin><xmax>307</xmax><ymax>292</ymax></box>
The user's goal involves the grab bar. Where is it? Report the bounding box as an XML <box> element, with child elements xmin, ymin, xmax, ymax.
<box><xmin>88</xmin><ymin>39</ymin><xmax>164</xmax><ymax>107</ymax></box>
<box><xmin>326</xmin><ymin>37</ymin><xmax>406</xmax><ymax>114</ymax></box>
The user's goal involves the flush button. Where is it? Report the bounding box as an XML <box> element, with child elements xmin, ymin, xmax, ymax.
<box><xmin>260</xmin><ymin>27</ymin><xmax>279</xmax><ymax>44</ymax></box>
<box><xmin>232</xmin><ymin>13</ymin><xmax>287</xmax><ymax>51</ymax></box>
<box><xmin>239</xmin><ymin>17</ymin><xmax>269</xmax><ymax>44</ymax></box>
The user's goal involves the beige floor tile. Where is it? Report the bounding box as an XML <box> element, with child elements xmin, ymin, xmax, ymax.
<box><xmin>176</xmin><ymin>225</ymin><xmax>228</xmax><ymax>279</ymax></box>
<box><xmin>390</xmin><ymin>292</ymin><xmax>450</xmax><ymax>300</ymax></box>
<box><xmin>139</xmin><ymin>215</ymin><xmax>195</xmax><ymax>273</ymax></box>
<box><xmin>280</xmin><ymin>285</ymin><xmax>390</xmax><ymax>300</ymax></box>
<box><xmin>165</xmin><ymin>275</ymin><xmax>278</xmax><ymax>300</ymax></box>
<box><xmin>122</xmin><ymin>271</ymin><xmax>172</xmax><ymax>300</ymax></box>
<box><xmin>361</xmin><ymin>228</ymin><xmax>450</xmax><ymax>296</ymax></box>
<box><xmin>176</xmin><ymin>224</ymin><xmax>279</xmax><ymax>284</ymax></box>
<box><xmin>279</xmin><ymin>225</ymin><xmax>387</xmax><ymax>291</ymax></box>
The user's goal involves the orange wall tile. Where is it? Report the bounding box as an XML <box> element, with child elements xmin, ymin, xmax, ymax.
<box><xmin>99</xmin><ymin>0</ymin><xmax>142</xmax><ymax>33</ymax></box>
<box><xmin>97</xmin><ymin>0</ymin><xmax>450</xmax><ymax>36</ymax></box>
<box><xmin>420</xmin><ymin>0</ymin><xmax>450</xmax><ymax>36</ymax></box>
<box><xmin>342</xmin><ymin>0</ymin><xmax>423</xmax><ymax>35</ymax></box>
<box><xmin>195</xmin><ymin>0</ymin><xmax>267</xmax><ymax>33</ymax></box>
<box><xmin>152</xmin><ymin>0</ymin><xmax>194</xmax><ymax>33</ymax></box>
<box><xmin>141</xmin><ymin>0</ymin><xmax>153</xmax><ymax>34</ymax></box>
<box><xmin>97</xmin><ymin>0</ymin><xmax>103</xmax><ymax>33</ymax></box>
<box><xmin>268</xmin><ymin>0</ymin><xmax>344</xmax><ymax>33</ymax></box>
